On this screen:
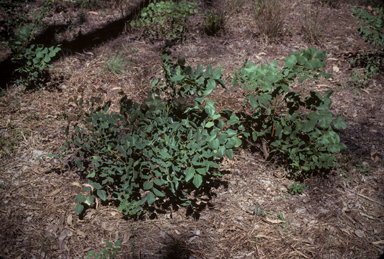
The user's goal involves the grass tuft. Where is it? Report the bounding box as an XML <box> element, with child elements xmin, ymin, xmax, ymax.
<box><xmin>252</xmin><ymin>0</ymin><xmax>291</xmax><ymax>42</ymax></box>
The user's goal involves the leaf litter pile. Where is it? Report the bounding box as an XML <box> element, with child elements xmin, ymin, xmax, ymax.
<box><xmin>0</xmin><ymin>0</ymin><xmax>384</xmax><ymax>258</ymax></box>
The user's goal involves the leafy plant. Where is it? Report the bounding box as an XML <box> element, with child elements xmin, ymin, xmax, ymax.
<box><xmin>86</xmin><ymin>238</ymin><xmax>123</xmax><ymax>259</ymax></box>
<box><xmin>131</xmin><ymin>0</ymin><xmax>198</xmax><ymax>41</ymax></box>
<box><xmin>203</xmin><ymin>8</ymin><xmax>226</xmax><ymax>36</ymax></box>
<box><xmin>252</xmin><ymin>205</ymin><xmax>266</xmax><ymax>216</ymax></box>
<box><xmin>278</xmin><ymin>212</ymin><xmax>286</xmax><ymax>227</ymax></box>
<box><xmin>4</xmin><ymin>23</ymin><xmax>61</xmax><ymax>89</ymax></box>
<box><xmin>61</xmin><ymin>54</ymin><xmax>239</xmax><ymax>216</ymax></box>
<box><xmin>287</xmin><ymin>181</ymin><xmax>306</xmax><ymax>195</ymax></box>
<box><xmin>356</xmin><ymin>163</ymin><xmax>372</xmax><ymax>176</ymax></box>
<box><xmin>252</xmin><ymin>0</ymin><xmax>291</xmax><ymax>42</ymax></box>
<box><xmin>0</xmin><ymin>0</ymin><xmax>28</xmax><ymax>42</ymax></box>
<box><xmin>351</xmin><ymin>7</ymin><xmax>384</xmax><ymax>78</ymax></box>
<box><xmin>350</xmin><ymin>68</ymin><xmax>370</xmax><ymax>88</ymax></box>
<box><xmin>232</xmin><ymin>48</ymin><xmax>347</xmax><ymax>177</ymax></box>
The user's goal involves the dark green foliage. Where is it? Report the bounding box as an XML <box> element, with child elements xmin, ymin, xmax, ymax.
<box><xmin>130</xmin><ymin>0</ymin><xmax>198</xmax><ymax>41</ymax></box>
<box><xmin>233</xmin><ymin>48</ymin><xmax>347</xmax><ymax>177</ymax></box>
<box><xmin>203</xmin><ymin>9</ymin><xmax>226</xmax><ymax>36</ymax></box>
<box><xmin>351</xmin><ymin>7</ymin><xmax>384</xmax><ymax>78</ymax></box>
<box><xmin>1</xmin><ymin>0</ymin><xmax>60</xmax><ymax>89</ymax></box>
<box><xmin>287</xmin><ymin>182</ymin><xmax>306</xmax><ymax>195</ymax></box>
<box><xmin>62</xmin><ymin>54</ymin><xmax>239</xmax><ymax>216</ymax></box>
<box><xmin>7</xmin><ymin>24</ymin><xmax>61</xmax><ymax>88</ymax></box>
<box><xmin>54</xmin><ymin>48</ymin><xmax>347</xmax><ymax>216</ymax></box>
<box><xmin>86</xmin><ymin>238</ymin><xmax>123</xmax><ymax>259</ymax></box>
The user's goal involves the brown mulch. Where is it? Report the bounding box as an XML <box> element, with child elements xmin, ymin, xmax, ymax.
<box><xmin>1</xmin><ymin>0</ymin><xmax>384</xmax><ymax>258</ymax></box>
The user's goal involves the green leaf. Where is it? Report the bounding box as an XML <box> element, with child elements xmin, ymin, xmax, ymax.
<box><xmin>318</xmin><ymin>113</ymin><xmax>333</xmax><ymax>128</ymax></box>
<box><xmin>205</xmin><ymin>99</ymin><xmax>216</xmax><ymax>118</ymax></box>
<box><xmin>106</xmin><ymin>241</ymin><xmax>113</xmax><ymax>249</ymax></box>
<box><xmin>333</xmin><ymin>116</ymin><xmax>347</xmax><ymax>130</ymax></box>
<box><xmin>298</xmin><ymin>75</ymin><xmax>308</xmax><ymax>83</ymax></box>
<box><xmin>225</xmin><ymin>149</ymin><xmax>234</xmax><ymax>160</ymax></box>
<box><xmin>185</xmin><ymin>167</ymin><xmax>195</xmax><ymax>182</ymax></box>
<box><xmin>90</xmin><ymin>181</ymin><xmax>102</xmax><ymax>190</ymax></box>
<box><xmin>284</xmin><ymin>55</ymin><xmax>297</xmax><ymax>68</ymax></box>
<box><xmin>153</xmin><ymin>187</ymin><xmax>165</xmax><ymax>197</ymax></box>
<box><xmin>143</xmin><ymin>181</ymin><xmax>153</xmax><ymax>190</ymax></box>
<box><xmin>75</xmin><ymin>193</ymin><xmax>86</xmax><ymax>203</ymax></box>
<box><xmin>147</xmin><ymin>192</ymin><xmax>156</xmax><ymax>205</ymax></box>
<box><xmin>86</xmin><ymin>195</ymin><xmax>95</xmax><ymax>205</ymax></box>
<box><xmin>204</xmin><ymin>79</ymin><xmax>216</xmax><ymax>95</ymax></box>
<box><xmin>302</xmin><ymin>119</ymin><xmax>316</xmax><ymax>132</ymax></box>
<box><xmin>97</xmin><ymin>190</ymin><xmax>107</xmax><ymax>201</ymax></box>
<box><xmin>153</xmin><ymin>178</ymin><xmax>164</xmax><ymax>186</ymax></box>
<box><xmin>75</xmin><ymin>159</ymin><xmax>83</xmax><ymax>170</ymax></box>
<box><xmin>75</xmin><ymin>204</ymin><xmax>84</xmax><ymax>215</ymax></box>
<box><xmin>193</xmin><ymin>174</ymin><xmax>203</xmax><ymax>188</ymax></box>
<box><xmin>226</xmin><ymin>129</ymin><xmax>237</xmax><ymax>138</ymax></box>
<box><xmin>205</xmin><ymin>121</ymin><xmax>214</xmax><ymax>128</ymax></box>
<box><xmin>115</xmin><ymin>238</ymin><xmax>123</xmax><ymax>247</ymax></box>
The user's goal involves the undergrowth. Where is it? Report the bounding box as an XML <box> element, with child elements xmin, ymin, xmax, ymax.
<box><xmin>39</xmin><ymin>47</ymin><xmax>347</xmax><ymax>218</ymax></box>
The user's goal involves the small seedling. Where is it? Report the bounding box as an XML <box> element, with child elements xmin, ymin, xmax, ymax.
<box><xmin>86</xmin><ymin>238</ymin><xmax>123</xmax><ymax>259</ymax></box>
<box><xmin>356</xmin><ymin>163</ymin><xmax>371</xmax><ymax>176</ymax></box>
<box><xmin>287</xmin><ymin>182</ymin><xmax>306</xmax><ymax>195</ymax></box>
<box><xmin>278</xmin><ymin>212</ymin><xmax>286</xmax><ymax>228</ymax></box>
<box><xmin>253</xmin><ymin>205</ymin><xmax>266</xmax><ymax>216</ymax></box>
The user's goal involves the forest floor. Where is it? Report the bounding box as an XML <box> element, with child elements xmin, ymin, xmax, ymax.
<box><xmin>1</xmin><ymin>0</ymin><xmax>384</xmax><ymax>258</ymax></box>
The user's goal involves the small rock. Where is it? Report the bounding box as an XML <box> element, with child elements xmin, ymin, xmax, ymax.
<box><xmin>354</xmin><ymin>229</ymin><xmax>365</xmax><ymax>238</ymax></box>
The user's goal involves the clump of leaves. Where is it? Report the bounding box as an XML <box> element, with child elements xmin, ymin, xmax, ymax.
<box><xmin>86</xmin><ymin>238</ymin><xmax>123</xmax><ymax>259</ymax></box>
<box><xmin>203</xmin><ymin>8</ymin><xmax>226</xmax><ymax>36</ymax></box>
<box><xmin>350</xmin><ymin>68</ymin><xmax>370</xmax><ymax>88</ymax></box>
<box><xmin>287</xmin><ymin>181</ymin><xmax>306</xmax><ymax>195</ymax></box>
<box><xmin>232</xmin><ymin>48</ymin><xmax>347</xmax><ymax>177</ymax></box>
<box><xmin>62</xmin><ymin>54</ymin><xmax>240</xmax><ymax>216</ymax></box>
<box><xmin>356</xmin><ymin>163</ymin><xmax>371</xmax><ymax>176</ymax></box>
<box><xmin>5</xmin><ymin>24</ymin><xmax>61</xmax><ymax>89</ymax></box>
<box><xmin>351</xmin><ymin>7</ymin><xmax>384</xmax><ymax>78</ymax></box>
<box><xmin>131</xmin><ymin>0</ymin><xmax>198</xmax><ymax>41</ymax></box>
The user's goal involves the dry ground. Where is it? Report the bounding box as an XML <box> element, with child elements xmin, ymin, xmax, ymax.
<box><xmin>1</xmin><ymin>0</ymin><xmax>384</xmax><ymax>258</ymax></box>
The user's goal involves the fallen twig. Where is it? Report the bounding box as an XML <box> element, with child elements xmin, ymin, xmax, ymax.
<box><xmin>338</xmin><ymin>184</ymin><xmax>384</xmax><ymax>207</ymax></box>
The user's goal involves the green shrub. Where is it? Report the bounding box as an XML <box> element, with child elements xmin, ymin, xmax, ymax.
<box><xmin>252</xmin><ymin>0</ymin><xmax>290</xmax><ymax>42</ymax></box>
<box><xmin>62</xmin><ymin>54</ymin><xmax>238</xmax><ymax>216</ymax></box>
<box><xmin>7</xmin><ymin>24</ymin><xmax>61</xmax><ymax>89</ymax></box>
<box><xmin>232</xmin><ymin>48</ymin><xmax>347</xmax><ymax>177</ymax></box>
<box><xmin>0</xmin><ymin>0</ymin><xmax>28</xmax><ymax>39</ymax></box>
<box><xmin>44</xmin><ymin>49</ymin><xmax>347</xmax><ymax>217</ymax></box>
<box><xmin>351</xmin><ymin>7</ymin><xmax>384</xmax><ymax>78</ymax></box>
<box><xmin>130</xmin><ymin>0</ymin><xmax>198</xmax><ymax>41</ymax></box>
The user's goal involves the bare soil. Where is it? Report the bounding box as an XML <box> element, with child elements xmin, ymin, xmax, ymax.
<box><xmin>1</xmin><ymin>0</ymin><xmax>384</xmax><ymax>258</ymax></box>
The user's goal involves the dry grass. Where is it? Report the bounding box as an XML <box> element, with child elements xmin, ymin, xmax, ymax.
<box><xmin>252</xmin><ymin>0</ymin><xmax>292</xmax><ymax>42</ymax></box>
<box><xmin>301</xmin><ymin>4</ymin><xmax>330</xmax><ymax>46</ymax></box>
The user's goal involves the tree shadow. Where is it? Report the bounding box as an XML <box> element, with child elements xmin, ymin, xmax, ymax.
<box><xmin>0</xmin><ymin>0</ymin><xmax>152</xmax><ymax>89</ymax></box>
